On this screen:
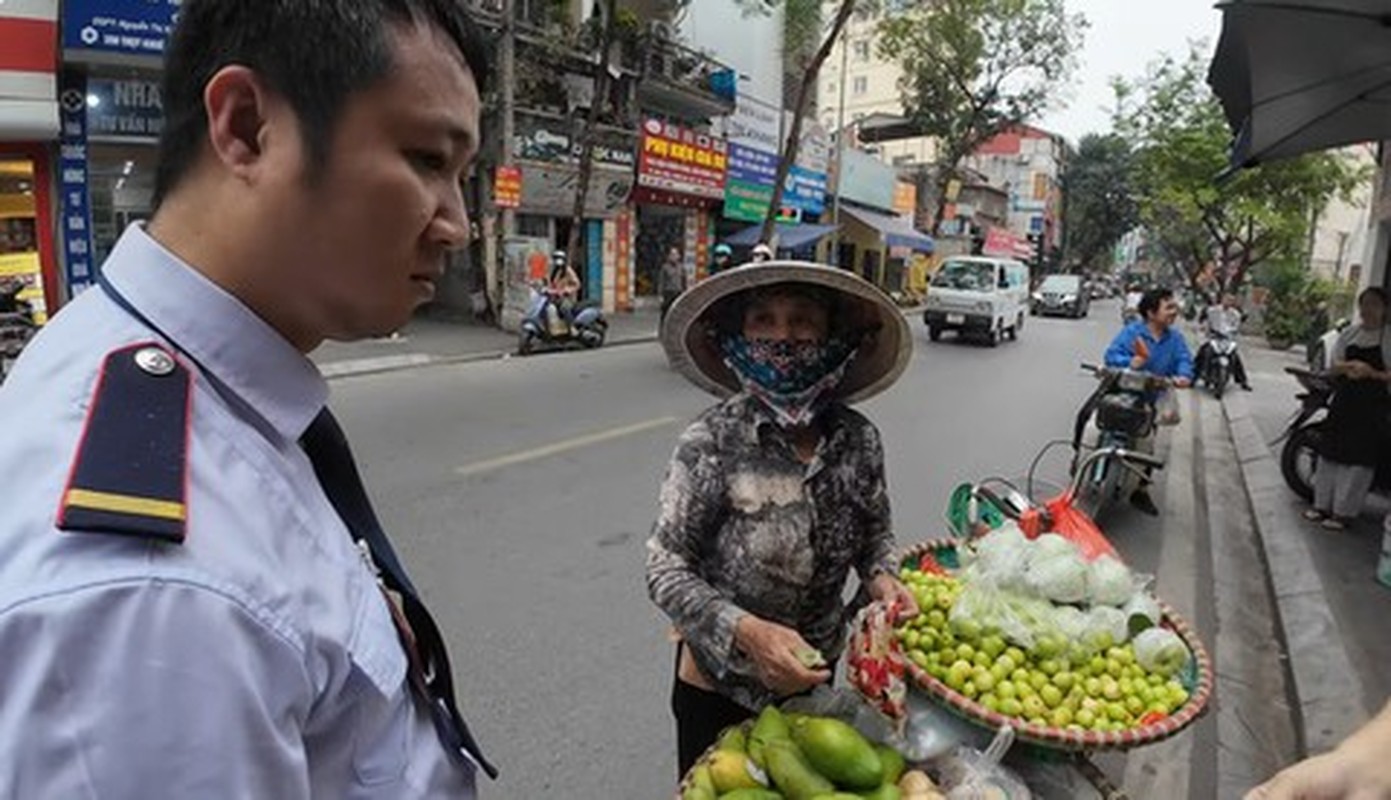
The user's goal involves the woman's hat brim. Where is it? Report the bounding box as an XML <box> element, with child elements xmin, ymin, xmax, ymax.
<box><xmin>660</xmin><ymin>261</ymin><xmax>913</xmax><ymax>403</ymax></box>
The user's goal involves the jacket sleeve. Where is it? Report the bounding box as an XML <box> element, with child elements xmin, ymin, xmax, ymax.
<box><xmin>1104</xmin><ymin>326</ymin><xmax>1136</xmax><ymax>368</ymax></box>
<box><xmin>855</xmin><ymin>422</ymin><xmax>897</xmax><ymax>583</ymax></box>
<box><xmin>644</xmin><ymin>422</ymin><xmax>744</xmax><ymax>679</ymax></box>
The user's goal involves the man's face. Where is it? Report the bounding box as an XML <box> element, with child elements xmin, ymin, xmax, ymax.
<box><xmin>742</xmin><ymin>293</ymin><xmax>830</xmax><ymax>343</ymax></box>
<box><xmin>1148</xmin><ymin>297</ymin><xmax>1180</xmax><ymax>328</ymax></box>
<box><xmin>262</xmin><ymin>23</ymin><xmax>480</xmax><ymax>341</ymax></box>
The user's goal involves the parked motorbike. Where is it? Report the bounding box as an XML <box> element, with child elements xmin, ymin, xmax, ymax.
<box><xmin>0</xmin><ymin>282</ymin><xmax>37</xmax><ymax>386</ymax></box>
<box><xmin>1070</xmin><ymin>364</ymin><xmax>1171</xmax><ymax>516</ymax></box>
<box><xmin>1198</xmin><ymin>331</ymin><xmax>1239</xmax><ymax>398</ymax></box>
<box><xmin>1276</xmin><ymin>366</ymin><xmax>1391</xmax><ymax>503</ymax></box>
<box><xmin>517</xmin><ymin>283</ymin><xmax>607</xmax><ymax>355</ymax></box>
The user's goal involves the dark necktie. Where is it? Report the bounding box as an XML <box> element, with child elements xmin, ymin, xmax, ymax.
<box><xmin>301</xmin><ymin>408</ymin><xmax>498</xmax><ymax>780</ymax></box>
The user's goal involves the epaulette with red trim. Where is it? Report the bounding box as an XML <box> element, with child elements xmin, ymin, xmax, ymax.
<box><xmin>57</xmin><ymin>343</ymin><xmax>191</xmax><ymax>544</ymax></box>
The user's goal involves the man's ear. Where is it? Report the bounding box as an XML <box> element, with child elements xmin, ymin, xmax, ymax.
<box><xmin>202</xmin><ymin>66</ymin><xmax>274</xmax><ymax>183</ymax></box>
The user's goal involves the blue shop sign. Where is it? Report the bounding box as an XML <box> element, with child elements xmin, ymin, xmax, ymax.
<box><xmin>63</xmin><ymin>0</ymin><xmax>182</xmax><ymax>57</ymax></box>
<box><xmin>728</xmin><ymin>143</ymin><xmax>777</xmax><ymax>186</ymax></box>
<box><xmin>784</xmin><ymin>166</ymin><xmax>827</xmax><ymax>216</ymax></box>
<box><xmin>87</xmin><ymin>78</ymin><xmax>164</xmax><ymax>139</ymax></box>
<box><xmin>58</xmin><ymin>75</ymin><xmax>96</xmax><ymax>297</ymax></box>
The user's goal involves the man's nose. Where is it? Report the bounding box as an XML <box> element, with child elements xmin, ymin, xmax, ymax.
<box><xmin>430</xmin><ymin>185</ymin><xmax>471</xmax><ymax>250</ymax></box>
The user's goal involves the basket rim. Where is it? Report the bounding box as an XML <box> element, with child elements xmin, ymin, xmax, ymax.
<box><xmin>893</xmin><ymin>538</ymin><xmax>1215</xmax><ymax>753</ymax></box>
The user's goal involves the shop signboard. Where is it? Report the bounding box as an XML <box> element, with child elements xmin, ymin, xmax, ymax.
<box><xmin>86</xmin><ymin>77</ymin><xmax>163</xmax><ymax>140</ymax></box>
<box><xmin>494</xmin><ymin>166</ymin><xmax>522</xmax><ymax>209</ymax></box>
<box><xmin>837</xmin><ymin>149</ymin><xmax>895</xmax><ymax>212</ymax></box>
<box><xmin>62</xmin><ymin>0</ymin><xmax>180</xmax><ymax>57</ymax></box>
<box><xmin>893</xmin><ymin>182</ymin><xmax>917</xmax><ymax>216</ymax></box>
<box><xmin>57</xmin><ymin>74</ymin><xmax>95</xmax><ymax>297</ymax></box>
<box><xmin>724</xmin><ymin>142</ymin><xmax>776</xmax><ymax>222</ymax></box>
<box><xmin>637</xmin><ymin>118</ymin><xmax>727</xmax><ymax>201</ymax></box>
<box><xmin>514</xmin><ymin>113</ymin><xmax>635</xmax><ymax>168</ymax></box>
<box><xmin>784</xmin><ymin>165</ymin><xmax>826</xmax><ymax>216</ymax></box>
<box><xmin>517</xmin><ymin>164</ymin><xmax>633</xmax><ymax>218</ymax></box>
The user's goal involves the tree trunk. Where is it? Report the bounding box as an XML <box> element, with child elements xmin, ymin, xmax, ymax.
<box><xmin>760</xmin><ymin>0</ymin><xmax>858</xmax><ymax>246</ymax></box>
<box><xmin>566</xmin><ymin>0</ymin><xmax>618</xmax><ymax>274</ymax></box>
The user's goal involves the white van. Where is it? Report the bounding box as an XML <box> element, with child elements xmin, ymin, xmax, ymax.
<box><xmin>923</xmin><ymin>256</ymin><xmax>1031</xmax><ymax>345</ymax></box>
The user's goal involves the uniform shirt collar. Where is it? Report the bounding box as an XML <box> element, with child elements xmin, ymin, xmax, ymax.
<box><xmin>102</xmin><ymin>225</ymin><xmax>329</xmax><ymax>442</ymax></box>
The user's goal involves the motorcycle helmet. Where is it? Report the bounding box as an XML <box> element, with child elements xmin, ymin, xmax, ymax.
<box><xmin>713</xmin><ymin>243</ymin><xmax>733</xmax><ymax>258</ymax></box>
<box><xmin>751</xmin><ymin>243</ymin><xmax>774</xmax><ymax>261</ymax></box>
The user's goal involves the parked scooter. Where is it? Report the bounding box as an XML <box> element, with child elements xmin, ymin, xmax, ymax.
<box><xmin>517</xmin><ymin>282</ymin><xmax>607</xmax><ymax>355</ymax></box>
<box><xmin>1277</xmin><ymin>366</ymin><xmax>1391</xmax><ymax>503</ymax></box>
<box><xmin>0</xmin><ymin>280</ymin><xmax>37</xmax><ymax>386</ymax></box>
<box><xmin>1198</xmin><ymin>331</ymin><xmax>1240</xmax><ymax>398</ymax></box>
<box><xmin>1070</xmin><ymin>364</ymin><xmax>1172</xmax><ymax>516</ymax></box>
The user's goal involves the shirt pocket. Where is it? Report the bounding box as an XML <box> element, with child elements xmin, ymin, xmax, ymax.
<box><xmin>347</xmin><ymin>590</ymin><xmax>411</xmax><ymax>787</ymax></box>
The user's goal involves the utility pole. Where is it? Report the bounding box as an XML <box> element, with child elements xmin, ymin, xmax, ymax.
<box><xmin>499</xmin><ymin>0</ymin><xmax>517</xmax><ymax>242</ymax></box>
<box><xmin>828</xmin><ymin>27</ymin><xmax>850</xmax><ymax>266</ymax></box>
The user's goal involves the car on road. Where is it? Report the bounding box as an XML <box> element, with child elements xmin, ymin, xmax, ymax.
<box><xmin>923</xmin><ymin>256</ymin><xmax>1030</xmax><ymax>346</ymax></box>
<box><xmin>1030</xmin><ymin>273</ymin><xmax>1090</xmax><ymax>318</ymax></box>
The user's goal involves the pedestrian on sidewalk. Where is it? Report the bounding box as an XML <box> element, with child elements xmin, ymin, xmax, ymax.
<box><xmin>646</xmin><ymin>264</ymin><xmax>918</xmax><ymax>777</ymax></box>
<box><xmin>0</xmin><ymin>2</ymin><xmax>495</xmax><ymax>797</ymax></box>
<box><xmin>658</xmin><ymin>245</ymin><xmax>687</xmax><ymax>326</ymax></box>
<box><xmin>1304</xmin><ymin>287</ymin><xmax>1391</xmax><ymax>531</ymax></box>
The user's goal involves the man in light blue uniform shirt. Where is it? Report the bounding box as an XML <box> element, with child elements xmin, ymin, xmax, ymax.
<box><xmin>0</xmin><ymin>2</ymin><xmax>495</xmax><ymax>797</ymax></box>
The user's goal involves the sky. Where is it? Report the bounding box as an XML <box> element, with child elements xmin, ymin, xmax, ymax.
<box><xmin>1037</xmin><ymin>0</ymin><xmax>1225</xmax><ymax>144</ymax></box>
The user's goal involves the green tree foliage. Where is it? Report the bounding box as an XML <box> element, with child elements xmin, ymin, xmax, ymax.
<box><xmin>878</xmin><ymin>0</ymin><xmax>1086</xmax><ymax>234</ymax></box>
<box><xmin>1063</xmin><ymin>134</ymin><xmax>1139</xmax><ymax>273</ymax></box>
<box><xmin>1114</xmin><ymin>45</ymin><xmax>1366</xmax><ymax>298</ymax></box>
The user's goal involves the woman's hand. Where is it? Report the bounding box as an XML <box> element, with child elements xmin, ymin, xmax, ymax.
<box><xmin>868</xmin><ymin>573</ymin><xmax>920</xmax><ymax>622</ymax></box>
<box><xmin>1246</xmin><ymin>701</ymin><xmax>1391</xmax><ymax>800</ymax></box>
<box><xmin>734</xmin><ymin>615</ymin><xmax>832</xmax><ymax>697</ymax></box>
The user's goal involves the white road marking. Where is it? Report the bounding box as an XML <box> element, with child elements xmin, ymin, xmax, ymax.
<box><xmin>454</xmin><ymin>416</ymin><xmax>681</xmax><ymax>478</ymax></box>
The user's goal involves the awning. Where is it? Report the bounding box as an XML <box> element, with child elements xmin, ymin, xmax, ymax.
<box><xmin>724</xmin><ymin>222</ymin><xmax>838</xmax><ymax>250</ymax></box>
<box><xmin>840</xmin><ymin>205</ymin><xmax>935</xmax><ymax>252</ymax></box>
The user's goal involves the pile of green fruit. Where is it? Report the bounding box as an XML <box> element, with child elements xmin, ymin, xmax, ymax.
<box><xmin>896</xmin><ymin>568</ymin><xmax>1190</xmax><ymax>733</ymax></box>
<box><xmin>682</xmin><ymin>706</ymin><xmax>941</xmax><ymax>800</ymax></box>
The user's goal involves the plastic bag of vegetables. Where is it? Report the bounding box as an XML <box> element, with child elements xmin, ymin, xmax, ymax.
<box><xmin>1023</xmin><ymin>534</ymin><xmax>1089</xmax><ymax>604</ymax></box>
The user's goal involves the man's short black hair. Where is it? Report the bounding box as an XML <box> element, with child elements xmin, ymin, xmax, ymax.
<box><xmin>1139</xmin><ymin>287</ymin><xmax>1173</xmax><ymax>320</ymax></box>
<box><xmin>154</xmin><ymin>0</ymin><xmax>491</xmax><ymax>208</ymax></box>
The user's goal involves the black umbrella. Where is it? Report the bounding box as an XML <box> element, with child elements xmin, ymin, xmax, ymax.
<box><xmin>1208</xmin><ymin>0</ymin><xmax>1391</xmax><ymax>169</ymax></box>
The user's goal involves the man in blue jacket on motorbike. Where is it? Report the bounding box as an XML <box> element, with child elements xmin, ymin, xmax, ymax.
<box><xmin>1102</xmin><ymin>287</ymin><xmax>1194</xmax><ymax>514</ymax></box>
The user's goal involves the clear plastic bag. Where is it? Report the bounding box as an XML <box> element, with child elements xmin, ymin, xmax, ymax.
<box><xmin>1155</xmin><ymin>387</ymin><xmax>1181</xmax><ymax>427</ymax></box>
<box><xmin>932</xmin><ymin>726</ymin><xmax>1032</xmax><ymax>800</ymax></box>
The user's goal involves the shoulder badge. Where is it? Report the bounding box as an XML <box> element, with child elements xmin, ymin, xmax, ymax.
<box><xmin>57</xmin><ymin>343</ymin><xmax>192</xmax><ymax>543</ymax></box>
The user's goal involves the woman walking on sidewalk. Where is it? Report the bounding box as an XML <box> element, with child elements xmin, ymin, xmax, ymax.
<box><xmin>1305</xmin><ymin>287</ymin><xmax>1391</xmax><ymax>531</ymax></box>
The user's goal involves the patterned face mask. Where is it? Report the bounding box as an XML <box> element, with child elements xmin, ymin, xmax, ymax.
<box><xmin>720</xmin><ymin>334</ymin><xmax>859</xmax><ymax>428</ymax></box>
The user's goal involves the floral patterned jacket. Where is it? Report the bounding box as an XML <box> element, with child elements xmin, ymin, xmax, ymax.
<box><xmin>645</xmin><ymin>393</ymin><xmax>898</xmax><ymax>710</ymax></box>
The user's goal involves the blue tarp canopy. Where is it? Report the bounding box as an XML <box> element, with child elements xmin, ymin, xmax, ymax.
<box><xmin>725</xmin><ymin>222</ymin><xmax>839</xmax><ymax>250</ymax></box>
<box><xmin>840</xmin><ymin>205</ymin><xmax>935</xmax><ymax>253</ymax></box>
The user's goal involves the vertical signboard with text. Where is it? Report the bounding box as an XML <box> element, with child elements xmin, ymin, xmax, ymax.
<box><xmin>57</xmin><ymin>74</ymin><xmax>94</xmax><ymax>297</ymax></box>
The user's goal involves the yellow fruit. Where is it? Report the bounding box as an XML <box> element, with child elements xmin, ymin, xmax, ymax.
<box><xmin>691</xmin><ymin>764</ymin><xmax>716</xmax><ymax>794</ymax></box>
<box><xmin>789</xmin><ymin>717</ymin><xmax>884</xmax><ymax>790</ymax></box>
<box><xmin>765</xmin><ymin>739</ymin><xmax>836</xmax><ymax>800</ymax></box>
<box><xmin>718</xmin><ymin>726</ymin><xmax>748</xmax><ymax>754</ymax></box>
<box><xmin>898</xmin><ymin>770</ymin><xmax>937</xmax><ymax>794</ymax></box>
<box><xmin>708</xmin><ymin>750</ymin><xmax>765</xmax><ymax>793</ymax></box>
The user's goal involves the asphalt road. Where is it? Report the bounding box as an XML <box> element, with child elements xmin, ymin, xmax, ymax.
<box><xmin>328</xmin><ymin>298</ymin><xmax>1223</xmax><ymax>798</ymax></box>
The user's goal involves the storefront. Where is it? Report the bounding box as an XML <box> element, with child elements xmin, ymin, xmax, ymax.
<box><xmin>57</xmin><ymin>0</ymin><xmax>177</xmax><ymax>296</ymax></box>
<box><xmin>633</xmin><ymin>118</ymin><xmax>727</xmax><ymax>295</ymax></box>
<box><xmin>833</xmin><ymin>150</ymin><xmax>934</xmax><ymax>290</ymax></box>
<box><xmin>510</xmin><ymin>110</ymin><xmax>638</xmax><ymax>313</ymax></box>
<box><xmin>1</xmin><ymin>1</ymin><xmax>62</xmax><ymax>321</ymax></box>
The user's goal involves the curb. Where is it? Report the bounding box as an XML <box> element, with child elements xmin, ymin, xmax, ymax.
<box><xmin>1220</xmin><ymin>391</ymin><xmax>1369</xmax><ymax>755</ymax></box>
<box><xmin>317</xmin><ymin>332</ymin><xmax>660</xmax><ymax>380</ymax></box>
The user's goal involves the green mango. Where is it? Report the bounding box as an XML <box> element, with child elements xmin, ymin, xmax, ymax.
<box><xmin>765</xmin><ymin>740</ymin><xmax>836</xmax><ymax>800</ymax></box>
<box><xmin>717</xmin><ymin>789</ymin><xmax>784</xmax><ymax>800</ymax></box>
<box><xmin>691</xmin><ymin>764</ymin><xmax>717</xmax><ymax>794</ymax></box>
<box><xmin>681</xmin><ymin>784</ymin><xmax>716</xmax><ymax>800</ymax></box>
<box><xmin>789</xmin><ymin>718</ymin><xmax>884</xmax><ymax>791</ymax></box>
<box><xmin>718</xmin><ymin>726</ymin><xmax>749</xmax><ymax>754</ymax></box>
<box><xmin>873</xmin><ymin>745</ymin><xmax>906</xmax><ymax>786</ymax></box>
<box><xmin>856</xmin><ymin>784</ymin><xmax>901</xmax><ymax>800</ymax></box>
<box><xmin>748</xmin><ymin>705</ymin><xmax>792</xmax><ymax>769</ymax></box>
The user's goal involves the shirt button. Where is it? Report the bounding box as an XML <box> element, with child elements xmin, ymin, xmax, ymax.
<box><xmin>133</xmin><ymin>347</ymin><xmax>176</xmax><ymax>377</ymax></box>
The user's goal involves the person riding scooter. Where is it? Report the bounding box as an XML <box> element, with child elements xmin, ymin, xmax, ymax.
<box><xmin>547</xmin><ymin>249</ymin><xmax>581</xmax><ymax>333</ymax></box>
<box><xmin>1194</xmin><ymin>292</ymin><xmax>1252</xmax><ymax>391</ymax></box>
<box><xmin>1102</xmin><ymin>287</ymin><xmax>1194</xmax><ymax>515</ymax></box>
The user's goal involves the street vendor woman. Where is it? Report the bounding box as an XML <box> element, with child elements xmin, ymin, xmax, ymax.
<box><xmin>646</xmin><ymin>261</ymin><xmax>920</xmax><ymax>776</ymax></box>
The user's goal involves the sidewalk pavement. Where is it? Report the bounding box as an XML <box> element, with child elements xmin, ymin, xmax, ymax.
<box><xmin>310</xmin><ymin>307</ymin><xmax>663</xmax><ymax>379</ymax></box>
<box><xmin>1221</xmin><ymin>336</ymin><xmax>1391</xmax><ymax>756</ymax></box>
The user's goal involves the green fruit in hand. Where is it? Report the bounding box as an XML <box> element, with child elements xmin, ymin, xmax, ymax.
<box><xmin>790</xmin><ymin>717</ymin><xmax>884</xmax><ymax>791</ymax></box>
<box><xmin>748</xmin><ymin>705</ymin><xmax>792</xmax><ymax>769</ymax></box>
<box><xmin>718</xmin><ymin>727</ymin><xmax>748</xmax><ymax>755</ymax></box>
<box><xmin>764</xmin><ymin>739</ymin><xmax>836</xmax><ymax>800</ymax></box>
<box><xmin>875</xmin><ymin>744</ymin><xmax>906</xmax><ymax>785</ymax></box>
<box><xmin>797</xmin><ymin>647</ymin><xmax>829</xmax><ymax>669</ymax></box>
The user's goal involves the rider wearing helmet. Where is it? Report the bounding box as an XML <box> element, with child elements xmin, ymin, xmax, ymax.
<box><xmin>710</xmin><ymin>243</ymin><xmax>734</xmax><ymax>276</ymax></box>
<box><xmin>750</xmin><ymin>243</ymin><xmax>774</xmax><ymax>263</ymax></box>
<box><xmin>548</xmin><ymin>249</ymin><xmax>581</xmax><ymax>328</ymax></box>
